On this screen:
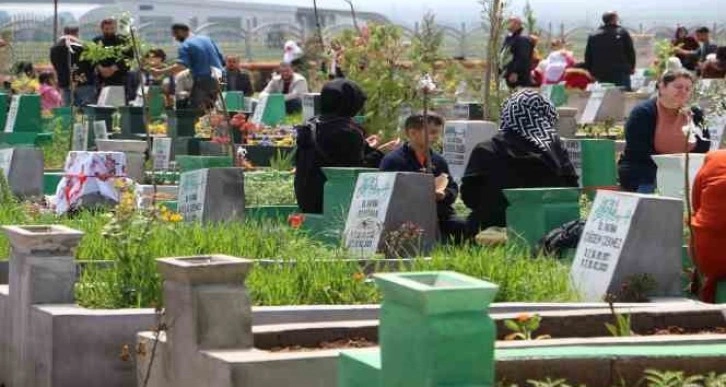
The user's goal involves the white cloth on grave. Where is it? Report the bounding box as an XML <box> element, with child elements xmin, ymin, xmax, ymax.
<box><xmin>54</xmin><ymin>151</ymin><xmax>128</xmax><ymax>214</ymax></box>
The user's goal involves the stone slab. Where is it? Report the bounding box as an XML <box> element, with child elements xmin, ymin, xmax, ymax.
<box><xmin>0</xmin><ymin>147</ymin><xmax>43</xmax><ymax>198</ymax></box>
<box><xmin>653</xmin><ymin>153</ymin><xmax>706</xmax><ymax>202</ymax></box>
<box><xmin>178</xmin><ymin>168</ymin><xmax>245</xmax><ymax>223</ymax></box>
<box><xmin>442</xmin><ymin>120</ymin><xmax>498</xmax><ymax>183</ymax></box>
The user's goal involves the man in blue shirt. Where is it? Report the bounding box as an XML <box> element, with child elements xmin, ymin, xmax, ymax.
<box><xmin>151</xmin><ymin>23</ymin><xmax>224</xmax><ymax>110</ymax></box>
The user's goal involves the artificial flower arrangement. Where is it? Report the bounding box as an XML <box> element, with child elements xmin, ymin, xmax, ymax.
<box><xmin>196</xmin><ymin>112</ymin><xmax>297</xmax><ymax>147</ymax></box>
<box><xmin>11</xmin><ymin>75</ymin><xmax>40</xmax><ymax>94</ymax></box>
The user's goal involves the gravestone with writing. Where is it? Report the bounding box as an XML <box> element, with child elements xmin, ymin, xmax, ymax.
<box><xmin>3</xmin><ymin>94</ymin><xmax>41</xmax><ymax>133</ymax></box>
<box><xmin>578</xmin><ymin>86</ymin><xmax>625</xmax><ymax>125</ymax></box>
<box><xmin>93</xmin><ymin>121</ymin><xmax>109</xmax><ymax>141</ymax></box>
<box><xmin>178</xmin><ymin>167</ymin><xmax>245</xmax><ymax>223</ymax></box>
<box><xmin>452</xmin><ymin>102</ymin><xmax>484</xmax><ymax>121</ymax></box>
<box><xmin>442</xmin><ymin>121</ymin><xmax>498</xmax><ymax>183</ymax></box>
<box><xmin>152</xmin><ymin>137</ymin><xmax>172</xmax><ymax>170</ymax></box>
<box><xmin>343</xmin><ymin>172</ymin><xmax>438</xmax><ymax>258</ymax></box>
<box><xmin>251</xmin><ymin>93</ymin><xmax>285</xmax><ymax>126</ymax></box>
<box><xmin>571</xmin><ymin>190</ymin><xmax>683</xmax><ymax>301</ymax></box>
<box><xmin>555</xmin><ymin>107</ymin><xmax>579</xmax><ymax>137</ymax></box>
<box><xmin>653</xmin><ymin>153</ymin><xmax>706</xmax><ymax>203</ymax></box>
<box><xmin>0</xmin><ymin>148</ymin><xmax>43</xmax><ymax>198</ymax></box>
<box><xmin>302</xmin><ymin>93</ymin><xmax>321</xmax><ymax>122</ymax></box>
<box><xmin>707</xmin><ymin>115</ymin><xmax>726</xmax><ymax>150</ymax></box>
<box><xmin>97</xmin><ymin>86</ymin><xmax>126</xmax><ymax>107</ymax></box>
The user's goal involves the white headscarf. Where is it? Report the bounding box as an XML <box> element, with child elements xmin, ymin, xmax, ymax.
<box><xmin>283</xmin><ymin>40</ymin><xmax>303</xmax><ymax>64</ymax></box>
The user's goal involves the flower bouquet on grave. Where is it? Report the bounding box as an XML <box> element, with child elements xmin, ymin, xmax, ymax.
<box><xmin>11</xmin><ymin>75</ymin><xmax>39</xmax><ymax>94</ymax></box>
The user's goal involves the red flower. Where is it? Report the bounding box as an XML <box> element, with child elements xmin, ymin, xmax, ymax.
<box><xmin>288</xmin><ymin>213</ymin><xmax>305</xmax><ymax>229</ymax></box>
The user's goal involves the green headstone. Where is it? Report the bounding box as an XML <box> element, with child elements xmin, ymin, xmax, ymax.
<box><xmin>251</xmin><ymin>93</ymin><xmax>285</xmax><ymax>127</ymax></box>
<box><xmin>564</xmin><ymin>138</ymin><xmax>618</xmax><ymax>197</ymax></box>
<box><xmin>168</xmin><ymin>108</ymin><xmax>199</xmax><ymax>138</ymax></box>
<box><xmin>542</xmin><ymin>84</ymin><xmax>568</xmax><ymax>107</ymax></box>
<box><xmin>4</xmin><ymin>94</ymin><xmax>42</xmax><ymax>133</ymax></box>
<box><xmin>223</xmin><ymin>91</ymin><xmax>246</xmax><ymax>112</ymax></box>
<box><xmin>0</xmin><ymin>93</ymin><xmax>8</xmax><ymax>130</ymax></box>
<box><xmin>147</xmin><ymin>86</ymin><xmax>165</xmax><ymax>120</ymax></box>
<box><xmin>339</xmin><ymin>271</ymin><xmax>499</xmax><ymax>387</ymax></box>
<box><xmin>0</xmin><ymin>132</ymin><xmax>52</xmax><ymax>146</ymax></box>
<box><xmin>43</xmin><ymin>171</ymin><xmax>64</xmax><ymax>196</ymax></box>
<box><xmin>118</xmin><ymin>106</ymin><xmax>145</xmax><ymax>139</ymax></box>
<box><xmin>83</xmin><ymin>105</ymin><xmax>116</xmax><ymax>148</ymax></box>
<box><xmin>504</xmin><ymin>187</ymin><xmax>581</xmax><ymax>250</ymax></box>
<box><xmin>175</xmin><ymin>155</ymin><xmax>232</xmax><ymax>173</ymax></box>
<box><xmin>322</xmin><ymin>167</ymin><xmax>377</xmax><ymax>221</ymax></box>
<box><xmin>52</xmin><ymin>107</ymin><xmax>73</xmax><ymax>131</ymax></box>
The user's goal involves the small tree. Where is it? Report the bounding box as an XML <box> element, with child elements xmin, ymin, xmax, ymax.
<box><xmin>480</xmin><ymin>0</ymin><xmax>509</xmax><ymax>120</ymax></box>
<box><xmin>522</xmin><ymin>0</ymin><xmax>539</xmax><ymax>36</ymax></box>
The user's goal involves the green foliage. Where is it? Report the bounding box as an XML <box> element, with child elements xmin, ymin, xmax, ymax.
<box><xmin>338</xmin><ymin>24</ymin><xmax>417</xmax><ymax>140</ymax></box>
<box><xmin>652</xmin><ymin>39</ymin><xmax>678</xmax><ymax>79</ymax></box>
<box><xmin>41</xmin><ymin>117</ymin><xmax>71</xmax><ymax>170</ymax></box>
<box><xmin>269</xmin><ymin>148</ymin><xmax>295</xmax><ymax>172</ymax></box>
<box><xmin>522</xmin><ymin>0</ymin><xmax>539</xmax><ymax>36</ymax></box>
<box><xmin>504</xmin><ymin>313</ymin><xmax>551</xmax><ymax>340</ymax></box>
<box><xmin>603</xmin><ymin>292</ymin><xmax>633</xmax><ymax>337</ymax></box>
<box><xmin>410</xmin><ymin>12</ymin><xmax>444</xmax><ymax>76</ymax></box>
<box><xmin>643</xmin><ymin>369</ymin><xmax>715</xmax><ymax>387</ymax></box>
<box><xmin>480</xmin><ymin>0</ymin><xmax>509</xmax><ymax>119</ymax></box>
<box><xmin>527</xmin><ymin>379</ymin><xmax>573</xmax><ymax>387</ymax></box>
<box><xmin>244</xmin><ymin>171</ymin><xmax>295</xmax><ymax>206</ymax></box>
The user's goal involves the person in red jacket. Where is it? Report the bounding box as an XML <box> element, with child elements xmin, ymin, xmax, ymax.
<box><xmin>691</xmin><ymin>150</ymin><xmax>726</xmax><ymax>303</ymax></box>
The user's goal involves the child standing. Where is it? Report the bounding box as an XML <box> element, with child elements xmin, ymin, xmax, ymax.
<box><xmin>39</xmin><ymin>72</ymin><xmax>63</xmax><ymax>113</ymax></box>
<box><xmin>379</xmin><ymin>112</ymin><xmax>472</xmax><ymax>244</ymax></box>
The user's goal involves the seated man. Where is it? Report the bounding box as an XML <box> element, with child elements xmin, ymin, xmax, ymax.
<box><xmin>380</xmin><ymin>112</ymin><xmax>472</xmax><ymax>244</ymax></box>
<box><xmin>261</xmin><ymin>62</ymin><xmax>308</xmax><ymax>114</ymax></box>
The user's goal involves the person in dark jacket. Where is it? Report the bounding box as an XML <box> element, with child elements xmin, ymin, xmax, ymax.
<box><xmin>618</xmin><ymin>70</ymin><xmax>710</xmax><ymax>193</ymax></box>
<box><xmin>695</xmin><ymin>27</ymin><xmax>718</xmax><ymax>64</ymax></box>
<box><xmin>583</xmin><ymin>11</ymin><xmax>635</xmax><ymax>90</ymax></box>
<box><xmin>672</xmin><ymin>27</ymin><xmax>700</xmax><ymax>72</ymax></box>
<box><xmin>224</xmin><ymin>55</ymin><xmax>253</xmax><ymax>96</ymax></box>
<box><xmin>380</xmin><ymin>112</ymin><xmax>472</xmax><ymax>243</ymax></box>
<box><xmin>501</xmin><ymin>17</ymin><xmax>533</xmax><ymax>88</ymax></box>
<box><xmin>93</xmin><ymin>19</ymin><xmax>133</xmax><ymax>89</ymax></box>
<box><xmin>50</xmin><ymin>25</ymin><xmax>97</xmax><ymax>106</ymax></box>
<box><xmin>294</xmin><ymin>79</ymin><xmax>389</xmax><ymax>214</ymax></box>
<box><xmin>461</xmin><ymin>90</ymin><xmax>579</xmax><ymax>232</ymax></box>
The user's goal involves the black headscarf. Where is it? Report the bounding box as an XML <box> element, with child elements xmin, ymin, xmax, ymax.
<box><xmin>320</xmin><ymin>78</ymin><xmax>367</xmax><ymax>118</ymax></box>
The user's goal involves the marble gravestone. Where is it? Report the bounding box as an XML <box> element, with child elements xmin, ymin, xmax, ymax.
<box><xmin>452</xmin><ymin>102</ymin><xmax>484</xmax><ymax>121</ymax></box>
<box><xmin>706</xmin><ymin>115</ymin><xmax>726</xmax><ymax>151</ymax></box>
<box><xmin>570</xmin><ymin>191</ymin><xmax>683</xmax><ymax>302</ymax></box>
<box><xmin>442</xmin><ymin>121</ymin><xmax>499</xmax><ymax>183</ymax></box>
<box><xmin>652</xmin><ymin>154</ymin><xmax>706</xmax><ymax>203</ymax></box>
<box><xmin>93</xmin><ymin>121</ymin><xmax>109</xmax><ymax>141</ymax></box>
<box><xmin>302</xmin><ymin>93</ymin><xmax>321</xmax><ymax>122</ymax></box>
<box><xmin>71</xmin><ymin>123</ymin><xmax>89</xmax><ymax>151</ymax></box>
<box><xmin>178</xmin><ymin>167</ymin><xmax>245</xmax><ymax>223</ymax></box>
<box><xmin>578</xmin><ymin>86</ymin><xmax>625</xmax><ymax>125</ymax></box>
<box><xmin>152</xmin><ymin>137</ymin><xmax>172</xmax><ymax>170</ymax></box>
<box><xmin>96</xmin><ymin>86</ymin><xmax>126</xmax><ymax>107</ymax></box>
<box><xmin>343</xmin><ymin>172</ymin><xmax>438</xmax><ymax>258</ymax></box>
<box><xmin>0</xmin><ymin>148</ymin><xmax>43</xmax><ymax>198</ymax></box>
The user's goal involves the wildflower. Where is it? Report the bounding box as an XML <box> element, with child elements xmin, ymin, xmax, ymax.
<box><xmin>516</xmin><ymin>313</ymin><xmax>531</xmax><ymax>323</ymax></box>
<box><xmin>352</xmin><ymin>272</ymin><xmax>365</xmax><ymax>282</ymax></box>
<box><xmin>288</xmin><ymin>213</ymin><xmax>305</xmax><ymax>229</ymax></box>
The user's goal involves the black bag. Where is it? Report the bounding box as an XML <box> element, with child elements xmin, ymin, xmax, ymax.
<box><xmin>537</xmin><ymin>219</ymin><xmax>586</xmax><ymax>258</ymax></box>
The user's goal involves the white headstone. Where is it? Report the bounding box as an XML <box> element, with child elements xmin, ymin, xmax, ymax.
<box><xmin>562</xmin><ymin>139</ymin><xmax>583</xmax><ymax>187</ymax></box>
<box><xmin>707</xmin><ymin>115</ymin><xmax>726</xmax><ymax>151</ymax></box>
<box><xmin>632</xmin><ymin>34</ymin><xmax>656</xmax><ymax>69</ymax></box>
<box><xmin>571</xmin><ymin>190</ymin><xmax>683</xmax><ymax>301</ymax></box>
<box><xmin>251</xmin><ymin>94</ymin><xmax>268</xmax><ymax>125</ymax></box>
<box><xmin>93</xmin><ymin>121</ymin><xmax>109</xmax><ymax>140</ymax></box>
<box><xmin>72</xmin><ymin>123</ymin><xmax>89</xmax><ymax>151</ymax></box>
<box><xmin>579</xmin><ymin>87</ymin><xmax>606</xmax><ymax>124</ymax></box>
<box><xmin>579</xmin><ymin>86</ymin><xmax>625</xmax><ymax>124</ymax></box>
<box><xmin>178</xmin><ymin>169</ymin><xmax>208</xmax><ymax>222</ymax></box>
<box><xmin>302</xmin><ymin>93</ymin><xmax>320</xmax><ymax>122</ymax></box>
<box><xmin>178</xmin><ymin>168</ymin><xmax>245</xmax><ymax>223</ymax></box>
<box><xmin>653</xmin><ymin>153</ymin><xmax>706</xmax><ymax>202</ymax></box>
<box><xmin>344</xmin><ymin>173</ymin><xmax>397</xmax><ymax>255</ymax></box>
<box><xmin>442</xmin><ymin>121</ymin><xmax>499</xmax><ymax>183</ymax></box>
<box><xmin>97</xmin><ymin>86</ymin><xmax>126</xmax><ymax>107</ymax></box>
<box><xmin>3</xmin><ymin>95</ymin><xmax>20</xmax><ymax>133</ymax></box>
<box><xmin>152</xmin><ymin>137</ymin><xmax>172</xmax><ymax>170</ymax></box>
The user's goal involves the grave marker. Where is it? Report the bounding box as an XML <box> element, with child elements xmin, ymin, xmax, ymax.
<box><xmin>93</xmin><ymin>121</ymin><xmax>108</xmax><ymax>140</ymax></box>
<box><xmin>452</xmin><ymin>102</ymin><xmax>484</xmax><ymax>120</ymax></box>
<box><xmin>178</xmin><ymin>168</ymin><xmax>245</xmax><ymax>223</ymax></box>
<box><xmin>442</xmin><ymin>121</ymin><xmax>498</xmax><ymax>183</ymax></box>
<box><xmin>97</xmin><ymin>86</ymin><xmax>126</xmax><ymax>107</ymax></box>
<box><xmin>541</xmin><ymin>84</ymin><xmax>568</xmax><ymax>107</ymax></box>
<box><xmin>251</xmin><ymin>93</ymin><xmax>285</xmax><ymax>126</ymax></box>
<box><xmin>152</xmin><ymin>137</ymin><xmax>172</xmax><ymax>170</ymax></box>
<box><xmin>302</xmin><ymin>93</ymin><xmax>321</xmax><ymax>122</ymax></box>
<box><xmin>71</xmin><ymin>123</ymin><xmax>89</xmax><ymax>151</ymax></box>
<box><xmin>707</xmin><ymin>115</ymin><xmax>726</xmax><ymax>150</ymax></box>
<box><xmin>653</xmin><ymin>153</ymin><xmax>706</xmax><ymax>202</ymax></box>
<box><xmin>4</xmin><ymin>95</ymin><xmax>19</xmax><ymax>133</ymax></box>
<box><xmin>54</xmin><ymin>151</ymin><xmax>127</xmax><ymax>214</ymax></box>
<box><xmin>579</xmin><ymin>86</ymin><xmax>625</xmax><ymax>125</ymax></box>
<box><xmin>563</xmin><ymin>139</ymin><xmax>583</xmax><ymax>186</ymax></box>
<box><xmin>343</xmin><ymin>172</ymin><xmax>438</xmax><ymax>257</ymax></box>
<box><xmin>571</xmin><ymin>191</ymin><xmax>683</xmax><ymax>301</ymax></box>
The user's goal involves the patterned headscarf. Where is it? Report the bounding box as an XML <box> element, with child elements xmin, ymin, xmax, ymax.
<box><xmin>500</xmin><ymin>90</ymin><xmax>560</xmax><ymax>152</ymax></box>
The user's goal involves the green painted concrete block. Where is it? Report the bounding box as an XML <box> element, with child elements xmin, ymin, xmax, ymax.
<box><xmin>83</xmin><ymin>105</ymin><xmax>116</xmax><ymax>148</ymax></box>
<box><xmin>338</xmin><ymin>350</ymin><xmax>381</xmax><ymax>387</ymax></box>
<box><xmin>322</xmin><ymin>167</ymin><xmax>377</xmax><ymax>220</ymax></box>
<box><xmin>176</xmin><ymin>155</ymin><xmax>232</xmax><ymax>173</ymax></box>
<box><xmin>0</xmin><ymin>132</ymin><xmax>52</xmax><ymax>146</ymax></box>
<box><xmin>118</xmin><ymin>106</ymin><xmax>146</xmax><ymax>139</ymax></box>
<box><xmin>147</xmin><ymin>86</ymin><xmax>165</xmax><ymax>120</ymax></box>
<box><xmin>0</xmin><ymin>93</ymin><xmax>7</xmax><ymax>129</ymax></box>
<box><xmin>245</xmin><ymin>205</ymin><xmax>299</xmax><ymax>223</ymax></box>
<box><xmin>258</xmin><ymin>94</ymin><xmax>286</xmax><ymax>126</ymax></box>
<box><xmin>223</xmin><ymin>91</ymin><xmax>246</xmax><ymax>111</ymax></box>
<box><xmin>6</xmin><ymin>94</ymin><xmax>42</xmax><ymax>133</ymax></box>
<box><xmin>504</xmin><ymin>187</ymin><xmax>581</xmax><ymax>250</ymax></box>
<box><xmin>375</xmin><ymin>272</ymin><xmax>499</xmax><ymax>387</ymax></box>
<box><xmin>580</xmin><ymin>139</ymin><xmax>617</xmax><ymax>190</ymax></box>
<box><xmin>43</xmin><ymin>171</ymin><xmax>64</xmax><ymax>196</ymax></box>
<box><xmin>168</xmin><ymin>108</ymin><xmax>199</xmax><ymax>138</ymax></box>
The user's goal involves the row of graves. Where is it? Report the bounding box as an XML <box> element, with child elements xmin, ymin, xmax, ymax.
<box><xmin>4</xmin><ymin>78</ymin><xmax>726</xmax><ymax>386</ymax></box>
<box><xmin>2</xmin><ymin>77</ymin><xmax>725</xmax><ymax>302</ymax></box>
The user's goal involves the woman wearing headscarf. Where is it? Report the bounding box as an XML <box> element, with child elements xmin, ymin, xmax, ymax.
<box><xmin>461</xmin><ymin>90</ymin><xmax>579</xmax><ymax>232</ymax></box>
<box><xmin>294</xmin><ymin>78</ymin><xmax>387</xmax><ymax>214</ymax></box>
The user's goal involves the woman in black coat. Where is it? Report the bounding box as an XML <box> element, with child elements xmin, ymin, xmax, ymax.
<box><xmin>294</xmin><ymin>79</ymin><xmax>384</xmax><ymax>214</ymax></box>
<box><xmin>618</xmin><ymin>70</ymin><xmax>710</xmax><ymax>193</ymax></box>
<box><xmin>461</xmin><ymin>90</ymin><xmax>579</xmax><ymax>232</ymax></box>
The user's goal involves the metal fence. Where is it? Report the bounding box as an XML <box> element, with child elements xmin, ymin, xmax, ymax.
<box><xmin>2</xmin><ymin>13</ymin><xmax>725</xmax><ymax>65</ymax></box>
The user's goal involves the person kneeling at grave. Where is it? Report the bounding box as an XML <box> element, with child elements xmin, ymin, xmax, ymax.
<box><xmin>379</xmin><ymin>112</ymin><xmax>473</xmax><ymax>244</ymax></box>
<box><xmin>262</xmin><ymin>62</ymin><xmax>309</xmax><ymax>114</ymax></box>
<box><xmin>461</xmin><ymin>90</ymin><xmax>579</xmax><ymax>232</ymax></box>
<box><xmin>691</xmin><ymin>150</ymin><xmax>726</xmax><ymax>303</ymax></box>
<box><xmin>618</xmin><ymin>70</ymin><xmax>710</xmax><ymax>193</ymax></box>
<box><xmin>295</xmin><ymin>78</ymin><xmax>395</xmax><ymax>214</ymax></box>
